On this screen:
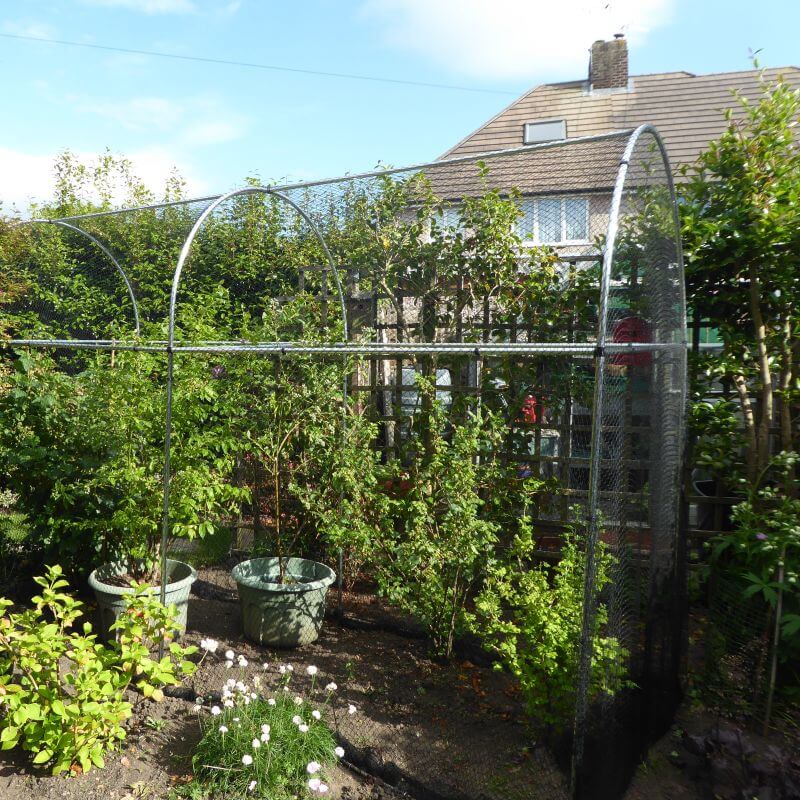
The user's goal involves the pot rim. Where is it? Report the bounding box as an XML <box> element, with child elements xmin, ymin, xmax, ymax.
<box><xmin>231</xmin><ymin>556</ymin><xmax>336</xmax><ymax>594</ymax></box>
<box><xmin>88</xmin><ymin>557</ymin><xmax>197</xmax><ymax>596</ymax></box>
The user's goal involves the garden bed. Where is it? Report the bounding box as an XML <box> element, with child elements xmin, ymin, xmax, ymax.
<box><xmin>0</xmin><ymin>561</ymin><xmax>568</xmax><ymax>800</ymax></box>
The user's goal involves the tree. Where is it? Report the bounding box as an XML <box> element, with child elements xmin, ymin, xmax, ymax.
<box><xmin>681</xmin><ymin>69</ymin><xmax>800</xmax><ymax>493</ymax></box>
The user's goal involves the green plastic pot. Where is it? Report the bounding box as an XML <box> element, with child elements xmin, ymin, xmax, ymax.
<box><xmin>88</xmin><ymin>558</ymin><xmax>197</xmax><ymax>642</ymax></box>
<box><xmin>231</xmin><ymin>557</ymin><xmax>336</xmax><ymax>648</ymax></box>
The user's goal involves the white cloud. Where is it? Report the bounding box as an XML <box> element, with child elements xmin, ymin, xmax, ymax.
<box><xmin>68</xmin><ymin>93</ymin><xmax>249</xmax><ymax>145</ymax></box>
<box><xmin>361</xmin><ymin>0</ymin><xmax>674</xmax><ymax>80</ymax></box>
<box><xmin>83</xmin><ymin>0</ymin><xmax>197</xmax><ymax>12</ymax></box>
<box><xmin>74</xmin><ymin>96</ymin><xmax>186</xmax><ymax>132</ymax></box>
<box><xmin>81</xmin><ymin>0</ymin><xmax>243</xmax><ymax>13</ymax></box>
<box><xmin>183</xmin><ymin>120</ymin><xmax>244</xmax><ymax>146</ymax></box>
<box><xmin>2</xmin><ymin>20</ymin><xmax>57</xmax><ymax>38</ymax></box>
<box><xmin>0</xmin><ymin>146</ymin><xmax>209</xmax><ymax>216</ymax></box>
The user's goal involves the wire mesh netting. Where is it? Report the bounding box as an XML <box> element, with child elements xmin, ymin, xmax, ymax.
<box><xmin>1</xmin><ymin>127</ymin><xmax>686</xmax><ymax>800</ymax></box>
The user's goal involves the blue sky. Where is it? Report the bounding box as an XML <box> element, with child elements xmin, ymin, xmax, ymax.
<box><xmin>1</xmin><ymin>0</ymin><xmax>796</xmax><ymax>210</ymax></box>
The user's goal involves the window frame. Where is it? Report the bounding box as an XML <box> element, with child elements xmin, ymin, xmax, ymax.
<box><xmin>522</xmin><ymin>119</ymin><xmax>567</xmax><ymax>145</ymax></box>
<box><xmin>517</xmin><ymin>195</ymin><xmax>591</xmax><ymax>246</ymax></box>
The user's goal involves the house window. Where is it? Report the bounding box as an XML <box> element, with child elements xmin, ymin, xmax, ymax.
<box><xmin>518</xmin><ymin>197</ymin><xmax>589</xmax><ymax>244</ymax></box>
<box><xmin>523</xmin><ymin>119</ymin><xmax>567</xmax><ymax>145</ymax></box>
<box><xmin>439</xmin><ymin>204</ymin><xmax>462</xmax><ymax>230</ymax></box>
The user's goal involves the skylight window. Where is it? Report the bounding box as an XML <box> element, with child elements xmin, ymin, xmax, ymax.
<box><xmin>523</xmin><ymin>119</ymin><xmax>567</xmax><ymax>145</ymax></box>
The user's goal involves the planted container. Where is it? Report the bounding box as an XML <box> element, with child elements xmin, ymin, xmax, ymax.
<box><xmin>88</xmin><ymin>558</ymin><xmax>197</xmax><ymax>642</ymax></box>
<box><xmin>231</xmin><ymin>557</ymin><xmax>336</xmax><ymax>648</ymax></box>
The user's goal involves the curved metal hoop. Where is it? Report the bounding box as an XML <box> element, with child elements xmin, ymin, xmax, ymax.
<box><xmin>30</xmin><ymin>219</ymin><xmax>141</xmax><ymax>335</ymax></box>
<box><xmin>168</xmin><ymin>186</ymin><xmax>349</xmax><ymax>347</ymax></box>
<box><xmin>571</xmin><ymin>123</ymin><xmax>687</xmax><ymax>789</ymax></box>
<box><xmin>159</xmin><ymin>185</ymin><xmax>351</xmax><ymax>613</ymax></box>
<box><xmin>597</xmin><ymin>123</ymin><xmax>686</xmax><ymax>352</ymax></box>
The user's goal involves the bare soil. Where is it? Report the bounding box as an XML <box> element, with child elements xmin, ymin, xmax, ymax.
<box><xmin>3</xmin><ymin>561</ymin><xmax>797</xmax><ymax>800</ymax></box>
<box><xmin>0</xmin><ymin>562</ymin><xmax>565</xmax><ymax>800</ymax></box>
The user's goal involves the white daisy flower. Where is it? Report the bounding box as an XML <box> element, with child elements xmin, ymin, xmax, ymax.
<box><xmin>294</xmin><ymin>696</ymin><xmax>303</xmax><ymax>705</ymax></box>
<box><xmin>348</xmin><ymin>704</ymin><xmax>357</xmax><ymax>715</ymax></box>
<box><xmin>312</xmin><ymin>710</ymin><xmax>321</xmax><ymax>720</ymax></box>
<box><xmin>318</xmin><ymin>784</ymin><xmax>329</xmax><ymax>794</ymax></box>
<box><xmin>260</xmin><ymin>732</ymin><xmax>270</xmax><ymax>743</ymax></box>
<box><xmin>334</xmin><ymin>746</ymin><xmax>345</xmax><ymax>758</ymax></box>
<box><xmin>237</xmin><ymin>655</ymin><xmax>249</xmax><ymax>668</ymax></box>
<box><xmin>252</xmin><ymin>738</ymin><xmax>261</xmax><ymax>749</ymax></box>
<box><xmin>211</xmin><ymin>706</ymin><xmax>221</xmax><ymax>716</ymax></box>
<box><xmin>306</xmin><ymin>665</ymin><xmax>318</xmax><ymax>676</ymax></box>
<box><xmin>225</xmin><ymin>660</ymin><xmax>234</xmax><ymax>669</ymax></box>
<box><xmin>262</xmin><ymin>662</ymin><xmax>269</xmax><ymax>670</ymax></box>
<box><xmin>278</xmin><ymin>665</ymin><xmax>287</xmax><ymax>674</ymax></box>
<box><xmin>261</xmin><ymin>724</ymin><xmax>271</xmax><ymax>734</ymax></box>
<box><xmin>292</xmin><ymin>715</ymin><xmax>302</xmax><ymax>725</ymax></box>
<box><xmin>308</xmin><ymin>778</ymin><xmax>321</xmax><ymax>791</ymax></box>
<box><xmin>299</xmin><ymin>724</ymin><xmax>309</xmax><ymax>733</ymax></box>
<box><xmin>248</xmin><ymin>780</ymin><xmax>257</xmax><ymax>792</ymax></box>
<box><xmin>200</xmin><ymin>638</ymin><xmax>218</xmax><ymax>653</ymax></box>
<box><xmin>223</xmin><ymin>699</ymin><xmax>234</xmax><ymax>708</ymax></box>
<box><xmin>325</xmin><ymin>682</ymin><xmax>337</xmax><ymax>692</ymax></box>
<box><xmin>225</xmin><ymin>649</ymin><xmax>235</xmax><ymax>660</ymax></box>
<box><xmin>219</xmin><ymin>725</ymin><xmax>228</xmax><ymax>734</ymax></box>
<box><xmin>306</xmin><ymin>761</ymin><xmax>321</xmax><ymax>775</ymax></box>
<box><xmin>268</xmin><ymin>698</ymin><xmax>276</xmax><ymax>706</ymax></box>
<box><xmin>242</xmin><ymin>754</ymin><xmax>253</xmax><ymax>766</ymax></box>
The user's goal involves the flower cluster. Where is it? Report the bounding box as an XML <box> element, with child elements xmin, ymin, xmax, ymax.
<box><xmin>188</xmin><ymin>649</ymin><xmax>356</xmax><ymax>798</ymax></box>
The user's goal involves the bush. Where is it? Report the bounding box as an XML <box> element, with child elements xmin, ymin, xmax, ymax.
<box><xmin>0</xmin><ymin>565</ymin><xmax>197</xmax><ymax>774</ymax></box>
<box><xmin>187</xmin><ymin>658</ymin><xmax>347</xmax><ymax>799</ymax></box>
<box><xmin>470</xmin><ymin>527</ymin><xmax>629</xmax><ymax>729</ymax></box>
<box><xmin>371</xmin><ymin>390</ymin><xmax>502</xmax><ymax>659</ymax></box>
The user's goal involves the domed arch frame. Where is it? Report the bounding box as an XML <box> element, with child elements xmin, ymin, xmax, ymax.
<box><xmin>4</xmin><ymin>125</ymin><xmax>687</xmax><ymax>800</ymax></box>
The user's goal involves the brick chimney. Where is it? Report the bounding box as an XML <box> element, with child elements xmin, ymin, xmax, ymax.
<box><xmin>589</xmin><ymin>35</ymin><xmax>628</xmax><ymax>90</ymax></box>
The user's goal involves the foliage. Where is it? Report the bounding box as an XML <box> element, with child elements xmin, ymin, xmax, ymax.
<box><xmin>469</xmin><ymin>522</ymin><xmax>629</xmax><ymax>728</ymax></box>
<box><xmin>681</xmin><ymin>69</ymin><xmax>799</xmax><ymax>489</ymax></box>
<box><xmin>371</xmin><ymin>386</ymin><xmax>502</xmax><ymax>659</ymax></box>
<box><xmin>186</xmin><ymin>657</ymin><xmax>343</xmax><ymax>799</ymax></box>
<box><xmin>711</xmin><ymin>452</ymin><xmax>800</xmax><ymax>673</ymax></box>
<box><xmin>0</xmin><ymin>490</ymin><xmax>32</xmax><ymax>591</ymax></box>
<box><xmin>0</xmin><ymin>342</ymin><xmax>244</xmax><ymax>581</ymax></box>
<box><xmin>0</xmin><ymin>565</ymin><xmax>196</xmax><ymax>775</ymax></box>
<box><xmin>681</xmin><ymin>68</ymin><xmax>800</xmax><ymax>705</ymax></box>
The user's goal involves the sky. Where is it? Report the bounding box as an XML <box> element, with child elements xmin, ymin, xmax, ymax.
<box><xmin>0</xmin><ymin>0</ymin><xmax>796</xmax><ymax>211</ymax></box>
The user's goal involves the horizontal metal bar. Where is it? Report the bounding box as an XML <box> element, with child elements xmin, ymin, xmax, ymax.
<box><xmin>5</xmin><ymin>338</ymin><xmax>686</xmax><ymax>357</ymax></box>
<box><xmin>32</xmin><ymin>129</ymin><xmax>635</xmax><ymax>224</ymax></box>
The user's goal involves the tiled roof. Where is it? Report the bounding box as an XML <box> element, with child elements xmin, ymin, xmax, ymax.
<box><xmin>440</xmin><ymin>67</ymin><xmax>800</xmax><ymax>174</ymax></box>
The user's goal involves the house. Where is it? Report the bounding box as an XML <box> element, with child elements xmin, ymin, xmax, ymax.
<box><xmin>434</xmin><ymin>36</ymin><xmax>800</xmax><ymax>250</ymax></box>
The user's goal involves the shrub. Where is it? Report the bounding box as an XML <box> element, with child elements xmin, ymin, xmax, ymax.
<box><xmin>0</xmin><ymin>565</ymin><xmax>197</xmax><ymax>774</ymax></box>
<box><xmin>470</xmin><ymin>527</ymin><xmax>629</xmax><ymax>729</ymax></box>
<box><xmin>374</xmin><ymin>388</ymin><xmax>501</xmax><ymax>659</ymax></box>
<box><xmin>187</xmin><ymin>658</ymin><xmax>347</xmax><ymax>799</ymax></box>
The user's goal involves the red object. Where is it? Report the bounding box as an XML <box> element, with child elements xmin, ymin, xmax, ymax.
<box><xmin>520</xmin><ymin>395</ymin><xmax>546</xmax><ymax>424</ymax></box>
<box><xmin>610</xmin><ymin>316</ymin><xmax>652</xmax><ymax>367</ymax></box>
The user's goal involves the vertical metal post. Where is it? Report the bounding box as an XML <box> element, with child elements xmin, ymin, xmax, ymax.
<box><xmin>570</xmin><ymin>129</ymin><xmax>638</xmax><ymax>796</ymax></box>
<box><xmin>158</xmin><ymin>347</ymin><xmax>174</xmax><ymax>660</ymax></box>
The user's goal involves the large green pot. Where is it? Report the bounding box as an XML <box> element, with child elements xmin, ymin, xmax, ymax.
<box><xmin>231</xmin><ymin>557</ymin><xmax>336</xmax><ymax>648</ymax></box>
<box><xmin>88</xmin><ymin>558</ymin><xmax>197</xmax><ymax>642</ymax></box>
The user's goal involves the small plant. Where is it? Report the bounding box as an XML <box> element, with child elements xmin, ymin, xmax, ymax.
<box><xmin>0</xmin><ymin>565</ymin><xmax>197</xmax><ymax>774</ymax></box>
<box><xmin>186</xmin><ymin>654</ymin><xmax>350</xmax><ymax>798</ymax></box>
<box><xmin>470</xmin><ymin>523</ymin><xmax>629</xmax><ymax>729</ymax></box>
